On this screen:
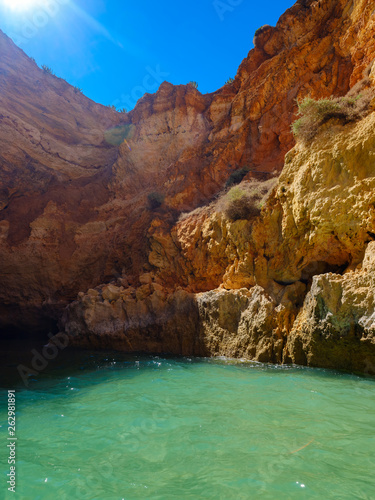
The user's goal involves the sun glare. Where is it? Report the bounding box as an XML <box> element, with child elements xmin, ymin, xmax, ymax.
<box><xmin>4</xmin><ymin>0</ymin><xmax>41</xmax><ymax>10</ymax></box>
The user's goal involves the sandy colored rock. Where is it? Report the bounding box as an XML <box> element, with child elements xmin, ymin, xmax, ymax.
<box><xmin>63</xmin><ymin>281</ymin><xmax>305</xmax><ymax>364</ymax></box>
<box><xmin>285</xmin><ymin>243</ymin><xmax>375</xmax><ymax>374</ymax></box>
<box><xmin>286</xmin><ymin>271</ymin><xmax>375</xmax><ymax>369</ymax></box>
<box><xmin>196</xmin><ymin>284</ymin><xmax>304</xmax><ymax>362</ymax></box>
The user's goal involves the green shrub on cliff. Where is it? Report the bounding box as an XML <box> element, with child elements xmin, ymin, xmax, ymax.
<box><xmin>188</xmin><ymin>81</ymin><xmax>198</xmax><ymax>89</ymax></box>
<box><xmin>292</xmin><ymin>89</ymin><xmax>375</xmax><ymax>142</ymax></box>
<box><xmin>224</xmin><ymin>187</ymin><xmax>261</xmax><ymax>221</ymax></box>
<box><xmin>225</xmin><ymin>196</ymin><xmax>260</xmax><ymax>221</ymax></box>
<box><xmin>104</xmin><ymin>124</ymin><xmax>134</xmax><ymax>146</ymax></box>
<box><xmin>179</xmin><ymin>177</ymin><xmax>277</xmax><ymax>223</ymax></box>
<box><xmin>220</xmin><ymin>178</ymin><xmax>277</xmax><ymax>222</ymax></box>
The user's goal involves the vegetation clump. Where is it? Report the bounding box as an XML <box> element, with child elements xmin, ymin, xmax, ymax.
<box><xmin>292</xmin><ymin>88</ymin><xmax>375</xmax><ymax>142</ymax></box>
<box><xmin>226</xmin><ymin>77</ymin><xmax>235</xmax><ymax>85</ymax></box>
<box><xmin>224</xmin><ymin>187</ymin><xmax>261</xmax><ymax>222</ymax></box>
<box><xmin>188</xmin><ymin>81</ymin><xmax>198</xmax><ymax>89</ymax></box>
<box><xmin>147</xmin><ymin>192</ymin><xmax>165</xmax><ymax>210</ymax></box>
<box><xmin>74</xmin><ymin>87</ymin><xmax>83</xmax><ymax>94</ymax></box>
<box><xmin>178</xmin><ymin>177</ymin><xmax>277</xmax><ymax>224</ymax></box>
<box><xmin>107</xmin><ymin>105</ymin><xmax>127</xmax><ymax>113</ymax></box>
<box><xmin>218</xmin><ymin>178</ymin><xmax>277</xmax><ymax>222</ymax></box>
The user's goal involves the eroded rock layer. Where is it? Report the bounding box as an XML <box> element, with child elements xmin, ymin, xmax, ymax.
<box><xmin>63</xmin><ymin>110</ymin><xmax>375</xmax><ymax>373</ymax></box>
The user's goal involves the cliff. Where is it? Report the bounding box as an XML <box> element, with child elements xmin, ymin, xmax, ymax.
<box><xmin>63</xmin><ymin>110</ymin><xmax>375</xmax><ymax>374</ymax></box>
<box><xmin>1</xmin><ymin>0</ymin><xmax>375</xmax><ymax>373</ymax></box>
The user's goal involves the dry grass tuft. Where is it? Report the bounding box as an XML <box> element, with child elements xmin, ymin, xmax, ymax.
<box><xmin>292</xmin><ymin>83</ymin><xmax>375</xmax><ymax>143</ymax></box>
<box><xmin>177</xmin><ymin>177</ymin><xmax>278</xmax><ymax>224</ymax></box>
<box><xmin>217</xmin><ymin>178</ymin><xmax>277</xmax><ymax>222</ymax></box>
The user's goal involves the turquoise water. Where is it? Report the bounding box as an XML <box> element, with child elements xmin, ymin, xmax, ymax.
<box><xmin>1</xmin><ymin>352</ymin><xmax>375</xmax><ymax>499</ymax></box>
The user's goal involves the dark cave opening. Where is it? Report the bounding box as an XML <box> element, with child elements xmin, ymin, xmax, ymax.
<box><xmin>0</xmin><ymin>303</ymin><xmax>59</xmax><ymax>341</ymax></box>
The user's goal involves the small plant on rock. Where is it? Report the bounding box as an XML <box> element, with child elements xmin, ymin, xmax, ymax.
<box><xmin>216</xmin><ymin>177</ymin><xmax>277</xmax><ymax>222</ymax></box>
<box><xmin>188</xmin><ymin>81</ymin><xmax>198</xmax><ymax>89</ymax></box>
<box><xmin>42</xmin><ymin>65</ymin><xmax>54</xmax><ymax>75</ymax></box>
<box><xmin>224</xmin><ymin>187</ymin><xmax>261</xmax><ymax>222</ymax></box>
<box><xmin>292</xmin><ymin>88</ymin><xmax>375</xmax><ymax>142</ymax></box>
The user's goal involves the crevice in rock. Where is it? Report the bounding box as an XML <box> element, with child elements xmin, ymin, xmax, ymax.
<box><xmin>300</xmin><ymin>260</ymin><xmax>349</xmax><ymax>284</ymax></box>
<box><xmin>274</xmin><ymin>279</ymin><xmax>297</xmax><ymax>286</ymax></box>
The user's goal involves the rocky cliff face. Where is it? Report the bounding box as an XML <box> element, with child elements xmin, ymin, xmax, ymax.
<box><xmin>1</xmin><ymin>0</ymin><xmax>375</xmax><ymax>373</ymax></box>
<box><xmin>286</xmin><ymin>242</ymin><xmax>375</xmax><ymax>373</ymax></box>
<box><xmin>63</xmin><ymin>110</ymin><xmax>375</xmax><ymax>374</ymax></box>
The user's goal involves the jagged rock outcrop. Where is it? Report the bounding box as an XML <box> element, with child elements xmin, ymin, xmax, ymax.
<box><xmin>149</xmin><ymin>110</ymin><xmax>375</xmax><ymax>291</ymax></box>
<box><xmin>196</xmin><ymin>283</ymin><xmax>305</xmax><ymax>361</ymax></box>
<box><xmin>286</xmin><ymin>243</ymin><xmax>375</xmax><ymax>374</ymax></box>
<box><xmin>63</xmin><ymin>279</ymin><xmax>305</xmax><ymax>362</ymax></box>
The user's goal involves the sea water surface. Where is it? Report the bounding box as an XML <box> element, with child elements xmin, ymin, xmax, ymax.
<box><xmin>1</xmin><ymin>349</ymin><xmax>375</xmax><ymax>499</ymax></box>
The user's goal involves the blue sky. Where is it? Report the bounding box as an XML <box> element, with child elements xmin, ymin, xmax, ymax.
<box><xmin>0</xmin><ymin>0</ymin><xmax>295</xmax><ymax>110</ymax></box>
